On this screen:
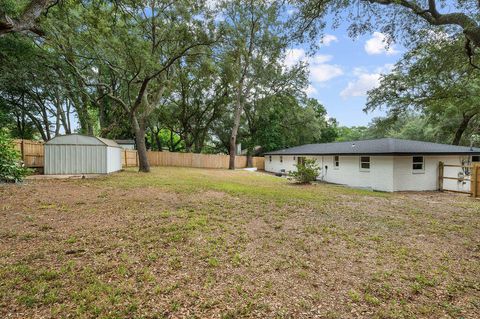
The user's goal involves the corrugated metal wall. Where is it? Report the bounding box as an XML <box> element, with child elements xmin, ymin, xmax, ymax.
<box><xmin>106</xmin><ymin>147</ymin><xmax>122</xmax><ymax>173</ymax></box>
<box><xmin>44</xmin><ymin>145</ymin><xmax>107</xmax><ymax>174</ymax></box>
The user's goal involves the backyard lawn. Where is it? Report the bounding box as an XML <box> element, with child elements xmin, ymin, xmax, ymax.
<box><xmin>0</xmin><ymin>167</ymin><xmax>479</xmax><ymax>318</ymax></box>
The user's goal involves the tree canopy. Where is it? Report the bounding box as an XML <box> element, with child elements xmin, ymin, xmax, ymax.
<box><xmin>1</xmin><ymin>0</ymin><xmax>479</xmax><ymax>173</ymax></box>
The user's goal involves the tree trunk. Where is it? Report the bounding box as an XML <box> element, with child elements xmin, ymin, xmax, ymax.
<box><xmin>154</xmin><ymin>129</ymin><xmax>162</xmax><ymax>151</ymax></box>
<box><xmin>194</xmin><ymin>130</ymin><xmax>207</xmax><ymax>153</ymax></box>
<box><xmin>247</xmin><ymin>154</ymin><xmax>253</xmax><ymax>168</ymax></box>
<box><xmin>80</xmin><ymin>93</ymin><xmax>94</xmax><ymax>135</ymax></box>
<box><xmin>229</xmin><ymin>85</ymin><xmax>244</xmax><ymax>170</ymax></box>
<box><xmin>452</xmin><ymin>113</ymin><xmax>475</xmax><ymax>145</ymax></box>
<box><xmin>132</xmin><ymin>114</ymin><xmax>150</xmax><ymax>172</ymax></box>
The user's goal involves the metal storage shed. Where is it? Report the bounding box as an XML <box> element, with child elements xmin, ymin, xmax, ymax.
<box><xmin>44</xmin><ymin>134</ymin><xmax>122</xmax><ymax>175</ymax></box>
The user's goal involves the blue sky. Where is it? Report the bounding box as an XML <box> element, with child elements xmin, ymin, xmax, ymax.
<box><xmin>285</xmin><ymin>23</ymin><xmax>404</xmax><ymax>127</ymax></box>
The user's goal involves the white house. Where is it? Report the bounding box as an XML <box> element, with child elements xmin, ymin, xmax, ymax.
<box><xmin>45</xmin><ymin>134</ymin><xmax>122</xmax><ymax>175</ymax></box>
<box><xmin>264</xmin><ymin>138</ymin><xmax>480</xmax><ymax>192</ymax></box>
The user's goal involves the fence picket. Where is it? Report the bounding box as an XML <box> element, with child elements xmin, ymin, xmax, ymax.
<box><xmin>14</xmin><ymin>139</ymin><xmax>265</xmax><ymax>170</ymax></box>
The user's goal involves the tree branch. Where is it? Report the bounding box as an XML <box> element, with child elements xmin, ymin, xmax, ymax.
<box><xmin>0</xmin><ymin>0</ymin><xmax>55</xmax><ymax>36</ymax></box>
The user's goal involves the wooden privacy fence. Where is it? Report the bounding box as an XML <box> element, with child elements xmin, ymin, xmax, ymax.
<box><xmin>14</xmin><ymin>139</ymin><xmax>45</xmax><ymax>168</ymax></box>
<box><xmin>472</xmin><ymin>164</ymin><xmax>480</xmax><ymax>198</ymax></box>
<box><xmin>122</xmin><ymin>150</ymin><xmax>139</xmax><ymax>167</ymax></box>
<box><xmin>123</xmin><ymin>149</ymin><xmax>265</xmax><ymax>170</ymax></box>
<box><xmin>438</xmin><ymin>162</ymin><xmax>479</xmax><ymax>198</ymax></box>
<box><xmin>12</xmin><ymin>139</ymin><xmax>265</xmax><ymax>170</ymax></box>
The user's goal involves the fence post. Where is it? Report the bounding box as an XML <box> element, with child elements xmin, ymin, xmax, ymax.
<box><xmin>438</xmin><ymin>161</ymin><xmax>444</xmax><ymax>191</ymax></box>
<box><xmin>476</xmin><ymin>165</ymin><xmax>480</xmax><ymax>198</ymax></box>
<box><xmin>20</xmin><ymin>140</ymin><xmax>25</xmax><ymax>162</ymax></box>
<box><xmin>472</xmin><ymin>164</ymin><xmax>479</xmax><ymax>198</ymax></box>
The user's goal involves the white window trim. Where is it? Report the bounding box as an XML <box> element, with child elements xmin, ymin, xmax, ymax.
<box><xmin>359</xmin><ymin>156</ymin><xmax>370</xmax><ymax>172</ymax></box>
<box><xmin>334</xmin><ymin>155</ymin><xmax>339</xmax><ymax>170</ymax></box>
<box><xmin>412</xmin><ymin>156</ymin><xmax>425</xmax><ymax>174</ymax></box>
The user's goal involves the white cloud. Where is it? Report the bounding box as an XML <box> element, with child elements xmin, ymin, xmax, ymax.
<box><xmin>364</xmin><ymin>32</ymin><xmax>399</xmax><ymax>55</ymax></box>
<box><xmin>284</xmin><ymin>48</ymin><xmax>343</xmax><ymax>83</ymax></box>
<box><xmin>284</xmin><ymin>48</ymin><xmax>306</xmax><ymax>68</ymax></box>
<box><xmin>310</xmin><ymin>54</ymin><xmax>333</xmax><ymax>64</ymax></box>
<box><xmin>321</xmin><ymin>34</ymin><xmax>338</xmax><ymax>46</ymax></box>
<box><xmin>310</xmin><ymin>64</ymin><xmax>343</xmax><ymax>82</ymax></box>
<box><xmin>304</xmin><ymin>85</ymin><xmax>318</xmax><ymax>96</ymax></box>
<box><xmin>287</xmin><ymin>8</ymin><xmax>297</xmax><ymax>16</ymax></box>
<box><xmin>340</xmin><ymin>73</ymin><xmax>380</xmax><ymax>98</ymax></box>
<box><xmin>340</xmin><ymin>64</ymin><xmax>393</xmax><ymax>98</ymax></box>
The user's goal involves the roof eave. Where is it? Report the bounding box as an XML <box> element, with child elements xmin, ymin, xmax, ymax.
<box><xmin>264</xmin><ymin>152</ymin><xmax>480</xmax><ymax>156</ymax></box>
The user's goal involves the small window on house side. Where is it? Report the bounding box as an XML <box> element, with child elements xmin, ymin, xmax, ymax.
<box><xmin>473</xmin><ymin>155</ymin><xmax>480</xmax><ymax>162</ymax></box>
<box><xmin>280</xmin><ymin>155</ymin><xmax>283</xmax><ymax>163</ymax></box>
<box><xmin>334</xmin><ymin>155</ymin><xmax>339</xmax><ymax>169</ymax></box>
<box><xmin>269</xmin><ymin>155</ymin><xmax>272</xmax><ymax>162</ymax></box>
<box><xmin>360</xmin><ymin>156</ymin><xmax>370</xmax><ymax>171</ymax></box>
<box><xmin>412</xmin><ymin>156</ymin><xmax>424</xmax><ymax>172</ymax></box>
<box><xmin>297</xmin><ymin>156</ymin><xmax>305</xmax><ymax>165</ymax></box>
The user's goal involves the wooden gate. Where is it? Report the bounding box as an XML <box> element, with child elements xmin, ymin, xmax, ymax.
<box><xmin>439</xmin><ymin>162</ymin><xmax>479</xmax><ymax>198</ymax></box>
<box><xmin>14</xmin><ymin>139</ymin><xmax>44</xmax><ymax>168</ymax></box>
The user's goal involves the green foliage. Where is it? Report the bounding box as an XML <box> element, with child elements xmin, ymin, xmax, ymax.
<box><xmin>289</xmin><ymin>159</ymin><xmax>320</xmax><ymax>184</ymax></box>
<box><xmin>244</xmin><ymin>96</ymin><xmax>336</xmax><ymax>154</ymax></box>
<box><xmin>0</xmin><ymin>129</ymin><xmax>30</xmax><ymax>182</ymax></box>
<box><xmin>366</xmin><ymin>36</ymin><xmax>480</xmax><ymax>146</ymax></box>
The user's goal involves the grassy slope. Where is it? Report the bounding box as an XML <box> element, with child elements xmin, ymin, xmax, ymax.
<box><xmin>0</xmin><ymin>167</ymin><xmax>479</xmax><ymax>318</ymax></box>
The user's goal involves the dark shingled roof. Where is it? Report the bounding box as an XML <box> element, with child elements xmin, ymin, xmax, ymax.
<box><xmin>264</xmin><ymin>138</ymin><xmax>480</xmax><ymax>156</ymax></box>
<box><xmin>114</xmin><ymin>139</ymin><xmax>135</xmax><ymax>144</ymax></box>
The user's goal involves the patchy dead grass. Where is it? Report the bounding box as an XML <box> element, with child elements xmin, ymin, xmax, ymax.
<box><xmin>0</xmin><ymin>167</ymin><xmax>479</xmax><ymax>318</ymax></box>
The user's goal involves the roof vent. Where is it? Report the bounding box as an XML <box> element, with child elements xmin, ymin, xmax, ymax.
<box><xmin>352</xmin><ymin>143</ymin><xmax>356</xmax><ymax>148</ymax></box>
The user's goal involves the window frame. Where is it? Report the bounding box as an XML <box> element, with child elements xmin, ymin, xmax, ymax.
<box><xmin>297</xmin><ymin>156</ymin><xmax>306</xmax><ymax>166</ymax></box>
<box><xmin>359</xmin><ymin>156</ymin><xmax>370</xmax><ymax>171</ymax></box>
<box><xmin>412</xmin><ymin>156</ymin><xmax>425</xmax><ymax>173</ymax></box>
<box><xmin>334</xmin><ymin>155</ymin><xmax>339</xmax><ymax>169</ymax></box>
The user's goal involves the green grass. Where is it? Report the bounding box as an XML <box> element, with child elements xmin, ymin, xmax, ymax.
<box><xmin>0</xmin><ymin>167</ymin><xmax>478</xmax><ymax>318</ymax></box>
<box><xmin>95</xmin><ymin>167</ymin><xmax>388</xmax><ymax>205</ymax></box>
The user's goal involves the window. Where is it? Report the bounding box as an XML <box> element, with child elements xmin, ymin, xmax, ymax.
<box><xmin>473</xmin><ymin>155</ymin><xmax>480</xmax><ymax>162</ymax></box>
<box><xmin>297</xmin><ymin>156</ymin><xmax>305</xmax><ymax>165</ymax></box>
<box><xmin>412</xmin><ymin>156</ymin><xmax>424</xmax><ymax>172</ymax></box>
<box><xmin>269</xmin><ymin>155</ymin><xmax>272</xmax><ymax>162</ymax></box>
<box><xmin>280</xmin><ymin>155</ymin><xmax>283</xmax><ymax>163</ymax></box>
<box><xmin>334</xmin><ymin>155</ymin><xmax>339</xmax><ymax>169</ymax></box>
<box><xmin>360</xmin><ymin>156</ymin><xmax>370</xmax><ymax>171</ymax></box>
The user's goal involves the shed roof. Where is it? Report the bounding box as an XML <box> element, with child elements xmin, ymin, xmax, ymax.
<box><xmin>114</xmin><ymin>139</ymin><xmax>135</xmax><ymax>145</ymax></box>
<box><xmin>46</xmin><ymin>134</ymin><xmax>120</xmax><ymax>148</ymax></box>
<box><xmin>264</xmin><ymin>138</ymin><xmax>480</xmax><ymax>156</ymax></box>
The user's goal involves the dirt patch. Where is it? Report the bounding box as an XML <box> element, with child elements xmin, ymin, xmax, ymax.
<box><xmin>1</xmin><ymin>168</ymin><xmax>479</xmax><ymax>318</ymax></box>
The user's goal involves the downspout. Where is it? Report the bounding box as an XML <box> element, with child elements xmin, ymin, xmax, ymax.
<box><xmin>321</xmin><ymin>156</ymin><xmax>325</xmax><ymax>181</ymax></box>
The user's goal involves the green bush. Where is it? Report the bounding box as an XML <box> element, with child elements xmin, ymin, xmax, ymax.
<box><xmin>289</xmin><ymin>158</ymin><xmax>320</xmax><ymax>184</ymax></box>
<box><xmin>0</xmin><ymin>130</ymin><xmax>30</xmax><ymax>182</ymax></box>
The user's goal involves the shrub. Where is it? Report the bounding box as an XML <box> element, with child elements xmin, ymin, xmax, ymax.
<box><xmin>289</xmin><ymin>158</ymin><xmax>320</xmax><ymax>184</ymax></box>
<box><xmin>0</xmin><ymin>130</ymin><xmax>30</xmax><ymax>182</ymax></box>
